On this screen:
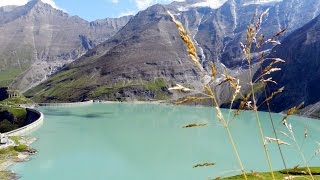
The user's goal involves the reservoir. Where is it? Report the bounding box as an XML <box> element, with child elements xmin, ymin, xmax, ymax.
<box><xmin>10</xmin><ymin>103</ymin><xmax>320</xmax><ymax>179</ymax></box>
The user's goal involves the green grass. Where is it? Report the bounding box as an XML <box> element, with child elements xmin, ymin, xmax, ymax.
<box><xmin>9</xmin><ymin>136</ymin><xmax>21</xmax><ymax>145</ymax></box>
<box><xmin>0</xmin><ymin>170</ymin><xmax>15</xmax><ymax>180</ymax></box>
<box><xmin>280</xmin><ymin>167</ymin><xmax>320</xmax><ymax>175</ymax></box>
<box><xmin>0</xmin><ymin>119</ymin><xmax>19</xmax><ymax>133</ymax></box>
<box><xmin>49</xmin><ymin>69</ymin><xmax>77</xmax><ymax>83</ymax></box>
<box><xmin>0</xmin><ymin>93</ymin><xmax>30</xmax><ymax>132</ymax></box>
<box><xmin>0</xmin><ymin>68</ymin><xmax>24</xmax><ymax>87</ymax></box>
<box><xmin>26</xmin><ymin>71</ymin><xmax>96</xmax><ymax>102</ymax></box>
<box><xmin>28</xmin><ymin>75</ymin><xmax>171</xmax><ymax>102</ymax></box>
<box><xmin>24</xmin><ymin>69</ymin><xmax>78</xmax><ymax>100</ymax></box>
<box><xmin>89</xmin><ymin>80</ymin><xmax>143</xmax><ymax>100</ymax></box>
<box><xmin>0</xmin><ymin>45</ymin><xmax>33</xmax><ymax>86</ymax></box>
<box><xmin>0</xmin><ymin>147</ymin><xmax>19</xmax><ymax>164</ymax></box>
<box><xmin>0</xmin><ymin>106</ymin><xmax>27</xmax><ymax>120</ymax></box>
<box><xmin>0</xmin><ymin>96</ymin><xmax>33</xmax><ymax>105</ymax></box>
<box><xmin>89</xmin><ymin>78</ymin><xmax>169</xmax><ymax>101</ymax></box>
<box><xmin>221</xmin><ymin>167</ymin><xmax>320</xmax><ymax>179</ymax></box>
<box><xmin>0</xmin><ymin>136</ymin><xmax>29</xmax><ymax>163</ymax></box>
<box><xmin>144</xmin><ymin>78</ymin><xmax>166</xmax><ymax>91</ymax></box>
<box><xmin>13</xmin><ymin>144</ymin><xmax>28</xmax><ymax>152</ymax></box>
<box><xmin>0</xmin><ymin>103</ymin><xmax>27</xmax><ymax>132</ymax></box>
<box><xmin>0</xmin><ymin>146</ymin><xmax>19</xmax><ymax>155</ymax></box>
<box><xmin>0</xmin><ymin>137</ymin><xmax>30</xmax><ymax>180</ymax></box>
<box><xmin>24</xmin><ymin>61</ymin><xmax>171</xmax><ymax>102</ymax></box>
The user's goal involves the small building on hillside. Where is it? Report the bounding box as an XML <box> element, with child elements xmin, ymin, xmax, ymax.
<box><xmin>0</xmin><ymin>133</ymin><xmax>8</xmax><ymax>144</ymax></box>
<box><xmin>0</xmin><ymin>87</ymin><xmax>21</xmax><ymax>101</ymax></box>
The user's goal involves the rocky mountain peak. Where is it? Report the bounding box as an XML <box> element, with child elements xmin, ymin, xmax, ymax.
<box><xmin>24</xmin><ymin>0</ymin><xmax>65</xmax><ymax>16</ymax></box>
<box><xmin>25</xmin><ymin>0</ymin><xmax>49</xmax><ymax>10</ymax></box>
<box><xmin>139</xmin><ymin>4</ymin><xmax>168</xmax><ymax>16</ymax></box>
<box><xmin>0</xmin><ymin>0</ymin><xmax>131</xmax><ymax>91</ymax></box>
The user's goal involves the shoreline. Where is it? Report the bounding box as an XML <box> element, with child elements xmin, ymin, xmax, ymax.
<box><xmin>35</xmin><ymin>99</ymin><xmax>320</xmax><ymax>120</ymax></box>
<box><xmin>99</xmin><ymin>100</ymin><xmax>170</xmax><ymax>105</ymax></box>
<box><xmin>0</xmin><ymin>107</ymin><xmax>43</xmax><ymax>179</ymax></box>
<box><xmin>0</xmin><ymin>137</ymin><xmax>36</xmax><ymax>170</ymax></box>
<box><xmin>1</xmin><ymin>101</ymin><xmax>319</xmax><ymax>179</ymax></box>
<box><xmin>0</xmin><ymin>136</ymin><xmax>36</xmax><ymax>180</ymax></box>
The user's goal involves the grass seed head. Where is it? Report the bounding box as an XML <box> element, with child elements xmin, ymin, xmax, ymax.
<box><xmin>176</xmin><ymin>96</ymin><xmax>211</xmax><ymax>105</ymax></box>
<box><xmin>167</xmin><ymin>11</ymin><xmax>203</xmax><ymax>72</ymax></box>
<box><xmin>193</xmin><ymin>162</ymin><xmax>215</xmax><ymax>168</ymax></box>
<box><xmin>183</xmin><ymin>123</ymin><xmax>208</xmax><ymax>128</ymax></box>
<box><xmin>168</xmin><ymin>84</ymin><xmax>192</xmax><ymax>92</ymax></box>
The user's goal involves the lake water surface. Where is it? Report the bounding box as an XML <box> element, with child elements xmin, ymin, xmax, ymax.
<box><xmin>10</xmin><ymin>103</ymin><xmax>320</xmax><ymax>180</ymax></box>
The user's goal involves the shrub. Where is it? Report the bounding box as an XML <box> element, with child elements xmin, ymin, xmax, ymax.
<box><xmin>13</xmin><ymin>144</ymin><xmax>29</xmax><ymax>152</ymax></box>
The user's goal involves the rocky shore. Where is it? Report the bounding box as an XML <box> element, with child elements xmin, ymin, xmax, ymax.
<box><xmin>0</xmin><ymin>136</ymin><xmax>37</xmax><ymax>180</ymax></box>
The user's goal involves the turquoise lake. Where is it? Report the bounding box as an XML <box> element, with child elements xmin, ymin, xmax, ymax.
<box><xmin>10</xmin><ymin>103</ymin><xmax>320</xmax><ymax>179</ymax></box>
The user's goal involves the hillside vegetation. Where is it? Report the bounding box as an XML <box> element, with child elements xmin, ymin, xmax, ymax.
<box><xmin>0</xmin><ymin>96</ymin><xmax>32</xmax><ymax>133</ymax></box>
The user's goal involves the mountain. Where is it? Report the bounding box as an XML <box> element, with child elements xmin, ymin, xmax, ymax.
<box><xmin>256</xmin><ymin>14</ymin><xmax>320</xmax><ymax>118</ymax></box>
<box><xmin>25</xmin><ymin>5</ymin><xmax>204</xmax><ymax>102</ymax></box>
<box><xmin>169</xmin><ymin>0</ymin><xmax>320</xmax><ymax>68</ymax></box>
<box><xmin>26</xmin><ymin>0</ymin><xmax>320</xmax><ymax>103</ymax></box>
<box><xmin>0</xmin><ymin>0</ymin><xmax>131</xmax><ymax>90</ymax></box>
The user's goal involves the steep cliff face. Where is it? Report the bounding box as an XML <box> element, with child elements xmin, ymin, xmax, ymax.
<box><xmin>26</xmin><ymin>0</ymin><xmax>320</xmax><ymax>104</ymax></box>
<box><xmin>171</xmin><ymin>0</ymin><xmax>320</xmax><ymax>69</ymax></box>
<box><xmin>256</xmin><ymin>14</ymin><xmax>320</xmax><ymax>117</ymax></box>
<box><xmin>0</xmin><ymin>0</ymin><xmax>131</xmax><ymax>90</ymax></box>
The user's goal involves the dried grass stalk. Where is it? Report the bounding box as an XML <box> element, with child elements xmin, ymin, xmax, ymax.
<box><xmin>168</xmin><ymin>10</ymin><xmax>248</xmax><ymax>180</ymax></box>
<box><xmin>304</xmin><ymin>128</ymin><xmax>308</xmax><ymax>139</ymax></box>
<box><xmin>282</xmin><ymin>102</ymin><xmax>304</xmax><ymax>125</ymax></box>
<box><xmin>193</xmin><ymin>162</ymin><xmax>215</xmax><ymax>168</ymax></box>
<box><xmin>260</xmin><ymin>77</ymin><xmax>277</xmax><ymax>85</ymax></box>
<box><xmin>264</xmin><ymin>137</ymin><xmax>290</xmax><ymax>146</ymax></box>
<box><xmin>259</xmin><ymin>87</ymin><xmax>284</xmax><ymax>107</ymax></box>
<box><xmin>210</xmin><ymin>63</ymin><xmax>217</xmax><ymax>79</ymax></box>
<box><xmin>255</xmin><ymin>58</ymin><xmax>285</xmax><ymax>82</ymax></box>
<box><xmin>183</xmin><ymin>123</ymin><xmax>208</xmax><ymax>128</ymax></box>
<box><xmin>235</xmin><ymin>93</ymin><xmax>252</xmax><ymax>116</ymax></box>
<box><xmin>274</xmin><ymin>28</ymin><xmax>287</xmax><ymax>37</ymax></box>
<box><xmin>217</xmin><ymin>74</ymin><xmax>237</xmax><ymax>87</ymax></box>
<box><xmin>167</xmin><ymin>11</ymin><xmax>203</xmax><ymax>72</ymax></box>
<box><xmin>176</xmin><ymin>96</ymin><xmax>211</xmax><ymax>105</ymax></box>
<box><xmin>284</xmin><ymin>176</ymin><xmax>296</xmax><ymax>180</ymax></box>
<box><xmin>168</xmin><ymin>84</ymin><xmax>192</xmax><ymax>92</ymax></box>
<box><xmin>251</xmin><ymin>171</ymin><xmax>265</xmax><ymax>179</ymax></box>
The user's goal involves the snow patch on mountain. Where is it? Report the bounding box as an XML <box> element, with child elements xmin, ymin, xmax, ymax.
<box><xmin>191</xmin><ymin>0</ymin><xmax>227</xmax><ymax>9</ymax></box>
<box><xmin>176</xmin><ymin>0</ymin><xmax>285</xmax><ymax>12</ymax></box>
<box><xmin>242</xmin><ymin>0</ymin><xmax>283</xmax><ymax>6</ymax></box>
<box><xmin>176</xmin><ymin>0</ymin><xmax>227</xmax><ymax>11</ymax></box>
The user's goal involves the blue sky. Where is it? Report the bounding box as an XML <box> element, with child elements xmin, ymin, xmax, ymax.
<box><xmin>0</xmin><ymin>0</ymin><xmax>183</xmax><ymax>21</ymax></box>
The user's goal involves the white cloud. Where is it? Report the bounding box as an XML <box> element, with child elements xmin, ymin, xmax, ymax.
<box><xmin>134</xmin><ymin>0</ymin><xmax>185</xmax><ymax>10</ymax></box>
<box><xmin>112</xmin><ymin>0</ymin><xmax>119</xmax><ymax>4</ymax></box>
<box><xmin>0</xmin><ymin>0</ymin><xmax>29</xmax><ymax>7</ymax></box>
<box><xmin>191</xmin><ymin>0</ymin><xmax>227</xmax><ymax>9</ymax></box>
<box><xmin>40</xmin><ymin>0</ymin><xmax>60</xmax><ymax>9</ymax></box>
<box><xmin>113</xmin><ymin>0</ymin><xmax>186</xmax><ymax>17</ymax></box>
<box><xmin>0</xmin><ymin>0</ymin><xmax>63</xmax><ymax>11</ymax></box>
<box><xmin>135</xmin><ymin>0</ymin><xmax>154</xmax><ymax>10</ymax></box>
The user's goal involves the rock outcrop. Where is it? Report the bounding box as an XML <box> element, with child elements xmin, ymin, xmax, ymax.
<box><xmin>0</xmin><ymin>0</ymin><xmax>131</xmax><ymax>90</ymax></box>
<box><xmin>256</xmin><ymin>14</ymin><xmax>320</xmax><ymax>118</ymax></box>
